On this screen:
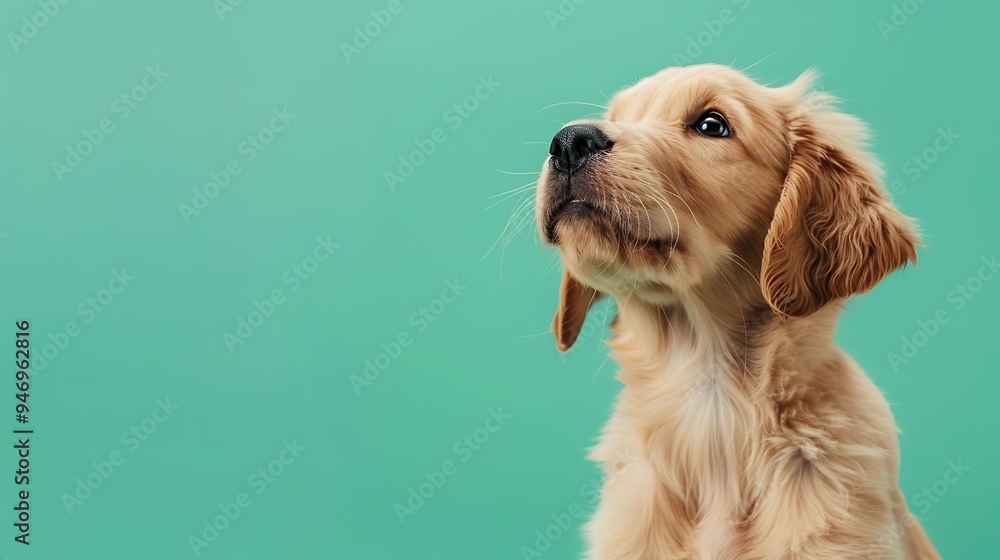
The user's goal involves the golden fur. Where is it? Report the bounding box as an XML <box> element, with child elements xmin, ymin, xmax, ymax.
<box><xmin>535</xmin><ymin>64</ymin><xmax>939</xmax><ymax>560</ymax></box>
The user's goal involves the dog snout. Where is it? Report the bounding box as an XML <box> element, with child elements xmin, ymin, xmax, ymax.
<box><xmin>549</xmin><ymin>124</ymin><xmax>613</xmax><ymax>174</ymax></box>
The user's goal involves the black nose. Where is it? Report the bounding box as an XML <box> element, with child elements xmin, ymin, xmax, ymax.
<box><xmin>549</xmin><ymin>124</ymin><xmax>613</xmax><ymax>174</ymax></box>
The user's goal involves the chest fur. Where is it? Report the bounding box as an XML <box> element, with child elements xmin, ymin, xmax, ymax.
<box><xmin>623</xmin><ymin>351</ymin><xmax>756</xmax><ymax>500</ymax></box>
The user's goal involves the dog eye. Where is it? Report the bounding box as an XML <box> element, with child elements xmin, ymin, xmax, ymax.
<box><xmin>692</xmin><ymin>111</ymin><xmax>730</xmax><ymax>138</ymax></box>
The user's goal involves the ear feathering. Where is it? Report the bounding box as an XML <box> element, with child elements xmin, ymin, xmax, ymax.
<box><xmin>761</xmin><ymin>74</ymin><xmax>920</xmax><ymax>317</ymax></box>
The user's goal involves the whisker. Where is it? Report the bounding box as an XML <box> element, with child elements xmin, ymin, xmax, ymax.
<box><xmin>623</xmin><ymin>189</ymin><xmax>654</xmax><ymax>253</ymax></box>
<box><xmin>621</xmin><ymin>274</ymin><xmax>640</xmax><ymax>312</ymax></box>
<box><xmin>738</xmin><ymin>46</ymin><xmax>785</xmax><ymax>76</ymax></box>
<box><xmin>484</xmin><ymin>180</ymin><xmax>537</xmax><ymax>208</ymax></box>
<box><xmin>606</xmin><ymin>189</ymin><xmax>633</xmax><ymax>280</ymax></box>
<box><xmin>487</xmin><ymin>179</ymin><xmax>536</xmax><ymax>196</ymax></box>
<box><xmin>592</xmin><ymin>82</ymin><xmax>612</xmax><ymax>103</ymax></box>
<box><xmin>723</xmin><ymin>251</ymin><xmax>760</xmax><ymax>284</ymax></box>
<box><xmin>588</xmin><ymin>355</ymin><xmax>611</xmax><ymax>382</ymax></box>
<box><xmin>498</xmin><ymin>205</ymin><xmax>537</xmax><ymax>277</ymax></box>
<box><xmin>494</xmin><ymin>169</ymin><xmax>541</xmax><ymax>176</ymax></box>
<box><xmin>483</xmin><ymin>188</ymin><xmax>536</xmax><ymax>210</ymax></box>
<box><xmin>597</xmin><ymin>298</ymin><xmax>616</xmax><ymax>355</ymax></box>
<box><xmin>641</xmin><ymin>190</ymin><xmax>681</xmax><ymax>270</ymax></box>
<box><xmin>517</xmin><ymin>329</ymin><xmax>555</xmax><ymax>338</ymax></box>
<box><xmin>503</xmin><ymin>207</ymin><xmax>537</xmax><ymax>248</ymax></box>
<box><xmin>541</xmin><ymin>251</ymin><xmax>561</xmax><ymax>278</ymax></box>
<box><xmin>482</xmin><ymin>191</ymin><xmax>535</xmax><ymax>262</ymax></box>
<box><xmin>536</xmin><ymin>101</ymin><xmax>609</xmax><ymax>114</ymax></box>
<box><xmin>634</xmin><ymin>179</ymin><xmax>682</xmax><ymax>257</ymax></box>
<box><xmin>504</xmin><ymin>203</ymin><xmax>537</xmax><ymax>247</ymax></box>
<box><xmin>651</xmin><ymin>168</ymin><xmax>701</xmax><ymax>230</ymax></box>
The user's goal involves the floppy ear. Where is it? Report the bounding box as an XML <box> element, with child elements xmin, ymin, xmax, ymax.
<box><xmin>552</xmin><ymin>268</ymin><xmax>604</xmax><ymax>352</ymax></box>
<box><xmin>761</xmin><ymin>88</ymin><xmax>920</xmax><ymax>317</ymax></box>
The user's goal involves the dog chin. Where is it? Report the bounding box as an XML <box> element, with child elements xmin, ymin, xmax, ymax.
<box><xmin>549</xmin><ymin>215</ymin><xmax>614</xmax><ymax>251</ymax></box>
<box><xmin>558</xmin><ymin>221</ymin><xmax>676</xmax><ymax>274</ymax></box>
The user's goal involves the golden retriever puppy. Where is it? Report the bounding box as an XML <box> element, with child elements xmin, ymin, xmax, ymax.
<box><xmin>535</xmin><ymin>64</ymin><xmax>940</xmax><ymax>560</ymax></box>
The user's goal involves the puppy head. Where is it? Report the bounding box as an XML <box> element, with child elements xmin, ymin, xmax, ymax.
<box><xmin>537</xmin><ymin>64</ymin><xmax>919</xmax><ymax>350</ymax></box>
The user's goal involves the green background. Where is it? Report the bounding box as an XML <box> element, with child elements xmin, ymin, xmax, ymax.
<box><xmin>1</xmin><ymin>0</ymin><xmax>997</xmax><ymax>558</ymax></box>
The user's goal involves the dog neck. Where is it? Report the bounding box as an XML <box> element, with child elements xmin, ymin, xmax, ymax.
<box><xmin>608</xmin><ymin>289</ymin><xmax>840</xmax><ymax>390</ymax></box>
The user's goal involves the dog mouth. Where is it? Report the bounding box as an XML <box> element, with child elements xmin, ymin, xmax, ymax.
<box><xmin>544</xmin><ymin>198</ymin><xmax>602</xmax><ymax>242</ymax></box>
<box><xmin>554</xmin><ymin>198</ymin><xmax>600</xmax><ymax>220</ymax></box>
<box><xmin>543</xmin><ymin>196</ymin><xmax>675</xmax><ymax>254</ymax></box>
